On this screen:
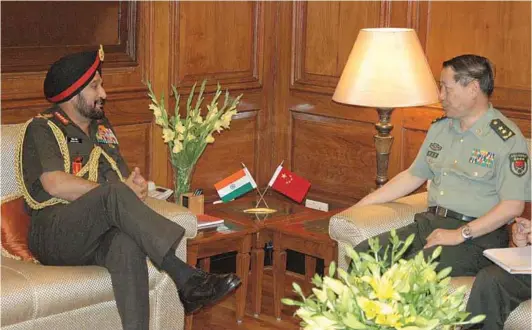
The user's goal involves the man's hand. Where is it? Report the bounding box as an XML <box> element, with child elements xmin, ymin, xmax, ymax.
<box><xmin>512</xmin><ymin>217</ymin><xmax>531</xmax><ymax>247</ymax></box>
<box><xmin>125</xmin><ymin>167</ymin><xmax>148</xmax><ymax>200</ymax></box>
<box><xmin>424</xmin><ymin>228</ymin><xmax>464</xmax><ymax>249</ymax></box>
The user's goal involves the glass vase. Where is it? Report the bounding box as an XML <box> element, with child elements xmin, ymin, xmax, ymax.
<box><xmin>173</xmin><ymin>164</ymin><xmax>195</xmax><ymax>204</ymax></box>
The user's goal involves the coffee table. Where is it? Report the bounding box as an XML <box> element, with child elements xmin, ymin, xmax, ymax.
<box><xmin>270</xmin><ymin>213</ymin><xmax>338</xmax><ymax>319</ymax></box>
<box><xmin>205</xmin><ymin>194</ymin><xmax>329</xmax><ymax>317</ymax></box>
<box><xmin>185</xmin><ymin>218</ymin><xmax>254</xmax><ymax>328</ymax></box>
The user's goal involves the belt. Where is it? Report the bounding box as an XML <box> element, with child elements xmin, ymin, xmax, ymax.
<box><xmin>428</xmin><ymin>206</ymin><xmax>476</xmax><ymax>222</ymax></box>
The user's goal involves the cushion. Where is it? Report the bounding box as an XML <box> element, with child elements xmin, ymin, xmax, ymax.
<box><xmin>1</xmin><ymin>195</ymin><xmax>38</xmax><ymax>262</ymax></box>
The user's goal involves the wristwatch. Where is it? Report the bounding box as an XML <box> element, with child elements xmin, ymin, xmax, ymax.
<box><xmin>461</xmin><ymin>224</ymin><xmax>473</xmax><ymax>241</ymax></box>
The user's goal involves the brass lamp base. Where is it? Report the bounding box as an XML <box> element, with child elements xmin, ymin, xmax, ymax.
<box><xmin>374</xmin><ymin>107</ymin><xmax>395</xmax><ymax>188</ymax></box>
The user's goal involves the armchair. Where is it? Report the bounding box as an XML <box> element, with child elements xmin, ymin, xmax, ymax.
<box><xmin>1</xmin><ymin>123</ymin><xmax>198</xmax><ymax>330</ymax></box>
<box><xmin>329</xmin><ymin>192</ymin><xmax>531</xmax><ymax>330</ymax></box>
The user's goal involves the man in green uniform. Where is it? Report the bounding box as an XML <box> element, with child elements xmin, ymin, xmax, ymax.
<box><xmin>353</xmin><ymin>54</ymin><xmax>529</xmax><ymax>276</ymax></box>
<box><xmin>19</xmin><ymin>47</ymin><xmax>241</xmax><ymax>330</ymax></box>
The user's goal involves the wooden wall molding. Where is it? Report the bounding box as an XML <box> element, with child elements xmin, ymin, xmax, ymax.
<box><xmin>1</xmin><ymin>1</ymin><xmax>138</xmax><ymax>74</ymax></box>
<box><xmin>169</xmin><ymin>1</ymin><xmax>264</xmax><ymax>92</ymax></box>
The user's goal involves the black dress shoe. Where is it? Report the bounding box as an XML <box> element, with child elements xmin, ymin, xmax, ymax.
<box><xmin>179</xmin><ymin>271</ymin><xmax>241</xmax><ymax>315</ymax></box>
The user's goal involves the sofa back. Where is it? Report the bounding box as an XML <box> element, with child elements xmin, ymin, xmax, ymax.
<box><xmin>1</xmin><ymin>124</ymin><xmax>24</xmax><ymax>198</ymax></box>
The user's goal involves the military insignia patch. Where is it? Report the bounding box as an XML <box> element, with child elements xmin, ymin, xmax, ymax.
<box><xmin>96</xmin><ymin>125</ymin><xmax>119</xmax><ymax>144</ymax></box>
<box><xmin>509</xmin><ymin>153</ymin><xmax>528</xmax><ymax>177</ymax></box>
<box><xmin>98</xmin><ymin>44</ymin><xmax>105</xmax><ymax>62</ymax></box>
<box><xmin>426</xmin><ymin>151</ymin><xmax>439</xmax><ymax>158</ymax></box>
<box><xmin>490</xmin><ymin>119</ymin><xmax>515</xmax><ymax>141</ymax></box>
<box><xmin>429</xmin><ymin>143</ymin><xmax>442</xmax><ymax>151</ymax></box>
<box><xmin>469</xmin><ymin>149</ymin><xmax>495</xmax><ymax>168</ymax></box>
<box><xmin>53</xmin><ymin>112</ymin><xmax>70</xmax><ymax>125</ymax></box>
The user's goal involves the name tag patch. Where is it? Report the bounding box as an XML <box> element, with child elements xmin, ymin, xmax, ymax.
<box><xmin>469</xmin><ymin>149</ymin><xmax>495</xmax><ymax>168</ymax></box>
<box><xmin>96</xmin><ymin>125</ymin><xmax>119</xmax><ymax>144</ymax></box>
<box><xmin>67</xmin><ymin>137</ymin><xmax>82</xmax><ymax>143</ymax></box>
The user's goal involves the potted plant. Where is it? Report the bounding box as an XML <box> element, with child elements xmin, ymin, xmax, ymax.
<box><xmin>282</xmin><ymin>230</ymin><xmax>485</xmax><ymax>330</ymax></box>
<box><xmin>146</xmin><ymin>80</ymin><xmax>242</xmax><ymax>202</ymax></box>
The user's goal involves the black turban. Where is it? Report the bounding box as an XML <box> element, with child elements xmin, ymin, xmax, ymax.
<box><xmin>44</xmin><ymin>46</ymin><xmax>104</xmax><ymax>103</ymax></box>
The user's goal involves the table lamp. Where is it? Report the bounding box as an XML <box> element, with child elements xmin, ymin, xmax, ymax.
<box><xmin>333</xmin><ymin>28</ymin><xmax>439</xmax><ymax>187</ymax></box>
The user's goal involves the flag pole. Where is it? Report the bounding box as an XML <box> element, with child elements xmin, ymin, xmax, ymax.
<box><xmin>240</xmin><ymin>163</ymin><xmax>270</xmax><ymax>208</ymax></box>
<box><xmin>255</xmin><ymin>160</ymin><xmax>283</xmax><ymax>208</ymax></box>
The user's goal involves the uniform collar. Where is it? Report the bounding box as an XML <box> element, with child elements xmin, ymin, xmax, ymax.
<box><xmin>450</xmin><ymin>103</ymin><xmax>495</xmax><ymax>137</ymax></box>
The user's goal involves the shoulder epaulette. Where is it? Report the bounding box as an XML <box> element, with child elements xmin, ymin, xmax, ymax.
<box><xmin>490</xmin><ymin>119</ymin><xmax>515</xmax><ymax>141</ymax></box>
<box><xmin>35</xmin><ymin>113</ymin><xmax>54</xmax><ymax>120</ymax></box>
<box><xmin>431</xmin><ymin>115</ymin><xmax>447</xmax><ymax>124</ymax></box>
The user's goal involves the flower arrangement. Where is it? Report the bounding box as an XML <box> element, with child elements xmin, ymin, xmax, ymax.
<box><xmin>146</xmin><ymin>80</ymin><xmax>242</xmax><ymax>201</ymax></box>
<box><xmin>282</xmin><ymin>231</ymin><xmax>485</xmax><ymax>330</ymax></box>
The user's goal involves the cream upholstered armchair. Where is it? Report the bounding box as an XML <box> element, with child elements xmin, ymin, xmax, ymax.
<box><xmin>329</xmin><ymin>191</ymin><xmax>531</xmax><ymax>330</ymax></box>
<box><xmin>1</xmin><ymin>123</ymin><xmax>198</xmax><ymax>330</ymax></box>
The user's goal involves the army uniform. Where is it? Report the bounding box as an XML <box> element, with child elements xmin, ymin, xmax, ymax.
<box><xmin>18</xmin><ymin>46</ymin><xmax>241</xmax><ymax>330</ymax></box>
<box><xmin>18</xmin><ymin>106</ymin><xmax>186</xmax><ymax>329</ymax></box>
<box><xmin>355</xmin><ymin>104</ymin><xmax>530</xmax><ymax>278</ymax></box>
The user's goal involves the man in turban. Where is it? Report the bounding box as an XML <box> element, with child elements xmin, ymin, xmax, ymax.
<box><xmin>18</xmin><ymin>46</ymin><xmax>240</xmax><ymax>330</ymax></box>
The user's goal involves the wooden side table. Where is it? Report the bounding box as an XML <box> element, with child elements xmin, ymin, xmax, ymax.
<box><xmin>271</xmin><ymin>214</ymin><xmax>338</xmax><ymax>320</ymax></box>
<box><xmin>185</xmin><ymin>219</ymin><xmax>254</xmax><ymax>328</ymax></box>
<box><xmin>206</xmin><ymin>195</ymin><xmax>326</xmax><ymax>317</ymax></box>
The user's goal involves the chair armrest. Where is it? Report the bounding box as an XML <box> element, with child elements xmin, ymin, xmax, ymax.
<box><xmin>145</xmin><ymin>197</ymin><xmax>198</xmax><ymax>239</ymax></box>
<box><xmin>329</xmin><ymin>192</ymin><xmax>428</xmax><ymax>246</ymax></box>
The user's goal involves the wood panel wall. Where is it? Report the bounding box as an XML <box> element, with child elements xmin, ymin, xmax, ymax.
<box><xmin>272</xmin><ymin>1</ymin><xmax>531</xmax><ymax>207</ymax></box>
<box><xmin>2</xmin><ymin>1</ymin><xmax>530</xmax><ymax>206</ymax></box>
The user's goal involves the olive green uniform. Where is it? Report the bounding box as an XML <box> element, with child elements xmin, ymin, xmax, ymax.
<box><xmin>355</xmin><ymin>104</ymin><xmax>530</xmax><ymax>272</ymax></box>
<box><xmin>20</xmin><ymin>106</ymin><xmax>186</xmax><ymax>330</ymax></box>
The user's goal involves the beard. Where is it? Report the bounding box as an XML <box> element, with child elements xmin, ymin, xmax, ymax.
<box><xmin>76</xmin><ymin>93</ymin><xmax>106</xmax><ymax>120</ymax></box>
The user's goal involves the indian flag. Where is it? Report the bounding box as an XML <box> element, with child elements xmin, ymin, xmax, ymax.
<box><xmin>214</xmin><ymin>167</ymin><xmax>257</xmax><ymax>202</ymax></box>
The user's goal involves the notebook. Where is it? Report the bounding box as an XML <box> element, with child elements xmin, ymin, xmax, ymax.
<box><xmin>483</xmin><ymin>246</ymin><xmax>531</xmax><ymax>274</ymax></box>
<box><xmin>196</xmin><ymin>214</ymin><xmax>224</xmax><ymax>230</ymax></box>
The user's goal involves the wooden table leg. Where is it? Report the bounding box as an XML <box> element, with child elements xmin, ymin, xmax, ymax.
<box><xmin>250</xmin><ymin>240</ymin><xmax>265</xmax><ymax>317</ymax></box>
<box><xmin>235</xmin><ymin>251</ymin><xmax>251</xmax><ymax>323</ymax></box>
<box><xmin>304</xmin><ymin>255</ymin><xmax>316</xmax><ymax>294</ymax></box>
<box><xmin>199</xmin><ymin>257</ymin><xmax>211</xmax><ymax>272</ymax></box>
<box><xmin>184</xmin><ymin>244</ymin><xmax>199</xmax><ymax>330</ymax></box>
<box><xmin>273</xmin><ymin>239</ymin><xmax>287</xmax><ymax>321</ymax></box>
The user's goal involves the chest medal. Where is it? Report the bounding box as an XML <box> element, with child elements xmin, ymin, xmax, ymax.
<box><xmin>96</xmin><ymin>125</ymin><xmax>119</xmax><ymax>144</ymax></box>
<box><xmin>469</xmin><ymin>149</ymin><xmax>495</xmax><ymax>168</ymax></box>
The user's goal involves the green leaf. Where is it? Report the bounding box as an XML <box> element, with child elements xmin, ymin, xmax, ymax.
<box><xmin>328</xmin><ymin>262</ymin><xmax>336</xmax><ymax>277</ymax></box>
<box><xmin>342</xmin><ymin>313</ymin><xmax>367</xmax><ymax>329</ymax></box>
<box><xmin>436</xmin><ymin>267</ymin><xmax>452</xmax><ymax>280</ymax></box>
<box><xmin>281</xmin><ymin>298</ymin><xmax>303</xmax><ymax>306</ymax></box>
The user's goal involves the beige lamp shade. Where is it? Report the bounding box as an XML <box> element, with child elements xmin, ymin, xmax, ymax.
<box><xmin>333</xmin><ymin>28</ymin><xmax>439</xmax><ymax>108</ymax></box>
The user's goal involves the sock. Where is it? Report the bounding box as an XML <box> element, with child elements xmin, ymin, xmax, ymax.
<box><xmin>161</xmin><ymin>249</ymin><xmax>197</xmax><ymax>290</ymax></box>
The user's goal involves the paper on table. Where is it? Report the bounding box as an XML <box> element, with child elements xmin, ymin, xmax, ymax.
<box><xmin>196</xmin><ymin>214</ymin><xmax>224</xmax><ymax>230</ymax></box>
<box><xmin>483</xmin><ymin>246</ymin><xmax>531</xmax><ymax>275</ymax></box>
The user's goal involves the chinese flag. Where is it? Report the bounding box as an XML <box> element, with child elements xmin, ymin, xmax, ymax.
<box><xmin>268</xmin><ymin>165</ymin><xmax>311</xmax><ymax>203</ymax></box>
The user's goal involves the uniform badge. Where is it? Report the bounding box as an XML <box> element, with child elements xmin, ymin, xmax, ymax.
<box><xmin>53</xmin><ymin>111</ymin><xmax>70</xmax><ymax>125</ymax></box>
<box><xmin>72</xmin><ymin>156</ymin><xmax>83</xmax><ymax>175</ymax></box>
<box><xmin>99</xmin><ymin>44</ymin><xmax>105</xmax><ymax>62</ymax></box>
<box><xmin>67</xmin><ymin>137</ymin><xmax>82</xmax><ymax>143</ymax></box>
<box><xmin>509</xmin><ymin>153</ymin><xmax>528</xmax><ymax>177</ymax></box>
<box><xmin>96</xmin><ymin>125</ymin><xmax>119</xmax><ymax>144</ymax></box>
<box><xmin>429</xmin><ymin>143</ymin><xmax>442</xmax><ymax>151</ymax></box>
<box><xmin>469</xmin><ymin>149</ymin><xmax>495</xmax><ymax>168</ymax></box>
<box><xmin>426</xmin><ymin>151</ymin><xmax>439</xmax><ymax>158</ymax></box>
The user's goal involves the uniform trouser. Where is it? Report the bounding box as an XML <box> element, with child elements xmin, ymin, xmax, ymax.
<box><xmin>466</xmin><ymin>265</ymin><xmax>531</xmax><ymax>330</ymax></box>
<box><xmin>28</xmin><ymin>183</ymin><xmax>186</xmax><ymax>330</ymax></box>
<box><xmin>354</xmin><ymin>212</ymin><xmax>509</xmax><ymax>276</ymax></box>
